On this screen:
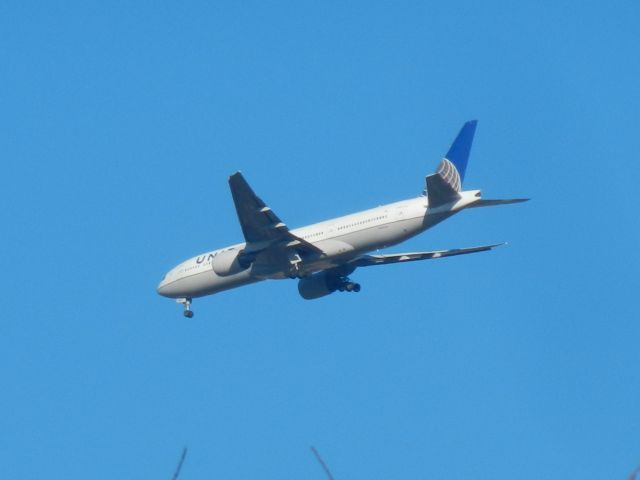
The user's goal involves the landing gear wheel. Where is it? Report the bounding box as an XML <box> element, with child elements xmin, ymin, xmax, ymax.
<box><xmin>177</xmin><ymin>297</ymin><xmax>194</xmax><ymax>318</ymax></box>
<box><xmin>339</xmin><ymin>279</ymin><xmax>361</xmax><ymax>293</ymax></box>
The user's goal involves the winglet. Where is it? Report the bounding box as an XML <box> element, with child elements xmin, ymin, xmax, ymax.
<box><xmin>444</xmin><ymin>120</ymin><xmax>477</xmax><ymax>183</ymax></box>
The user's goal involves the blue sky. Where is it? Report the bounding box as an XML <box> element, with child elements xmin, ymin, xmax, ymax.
<box><xmin>1</xmin><ymin>1</ymin><xmax>639</xmax><ymax>478</ymax></box>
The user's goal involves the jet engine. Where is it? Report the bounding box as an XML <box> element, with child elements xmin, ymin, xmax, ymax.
<box><xmin>212</xmin><ymin>249</ymin><xmax>248</xmax><ymax>276</ymax></box>
<box><xmin>297</xmin><ymin>271</ymin><xmax>361</xmax><ymax>300</ymax></box>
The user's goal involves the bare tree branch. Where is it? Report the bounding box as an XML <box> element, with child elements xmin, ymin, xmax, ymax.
<box><xmin>171</xmin><ymin>447</ymin><xmax>188</xmax><ymax>480</ymax></box>
<box><xmin>310</xmin><ymin>446</ymin><xmax>334</xmax><ymax>480</ymax></box>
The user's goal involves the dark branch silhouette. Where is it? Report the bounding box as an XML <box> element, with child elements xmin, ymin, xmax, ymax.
<box><xmin>629</xmin><ymin>464</ymin><xmax>640</xmax><ymax>480</ymax></box>
<box><xmin>310</xmin><ymin>446</ymin><xmax>335</xmax><ymax>480</ymax></box>
<box><xmin>171</xmin><ymin>447</ymin><xmax>187</xmax><ymax>480</ymax></box>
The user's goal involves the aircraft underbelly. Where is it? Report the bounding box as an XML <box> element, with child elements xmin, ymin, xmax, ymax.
<box><xmin>299</xmin><ymin>215</ymin><xmax>429</xmax><ymax>274</ymax></box>
<box><xmin>421</xmin><ymin>210</ymin><xmax>457</xmax><ymax>231</ymax></box>
<box><xmin>345</xmin><ymin>215</ymin><xmax>425</xmax><ymax>251</ymax></box>
<box><xmin>310</xmin><ymin>211</ymin><xmax>457</xmax><ymax>265</ymax></box>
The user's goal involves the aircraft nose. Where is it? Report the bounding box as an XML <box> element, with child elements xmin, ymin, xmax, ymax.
<box><xmin>157</xmin><ymin>276</ymin><xmax>183</xmax><ymax>298</ymax></box>
<box><xmin>157</xmin><ymin>278</ymin><xmax>171</xmax><ymax>297</ymax></box>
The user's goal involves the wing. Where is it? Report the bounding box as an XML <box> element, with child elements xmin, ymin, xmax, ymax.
<box><xmin>466</xmin><ymin>198</ymin><xmax>530</xmax><ymax>208</ymax></box>
<box><xmin>351</xmin><ymin>243</ymin><xmax>503</xmax><ymax>267</ymax></box>
<box><xmin>228</xmin><ymin>172</ymin><xmax>321</xmax><ymax>254</ymax></box>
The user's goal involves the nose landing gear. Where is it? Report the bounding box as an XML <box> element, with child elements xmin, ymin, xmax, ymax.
<box><xmin>176</xmin><ymin>298</ymin><xmax>194</xmax><ymax>318</ymax></box>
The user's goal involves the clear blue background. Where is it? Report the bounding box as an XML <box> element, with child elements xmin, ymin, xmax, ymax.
<box><xmin>1</xmin><ymin>1</ymin><xmax>639</xmax><ymax>478</ymax></box>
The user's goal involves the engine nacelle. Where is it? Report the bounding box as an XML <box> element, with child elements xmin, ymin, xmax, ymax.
<box><xmin>212</xmin><ymin>249</ymin><xmax>248</xmax><ymax>276</ymax></box>
<box><xmin>297</xmin><ymin>272</ymin><xmax>340</xmax><ymax>300</ymax></box>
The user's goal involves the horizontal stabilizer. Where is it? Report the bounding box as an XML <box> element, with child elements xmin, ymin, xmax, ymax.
<box><xmin>468</xmin><ymin>198</ymin><xmax>530</xmax><ymax>208</ymax></box>
<box><xmin>425</xmin><ymin>173</ymin><xmax>460</xmax><ymax>208</ymax></box>
<box><xmin>352</xmin><ymin>243</ymin><xmax>503</xmax><ymax>268</ymax></box>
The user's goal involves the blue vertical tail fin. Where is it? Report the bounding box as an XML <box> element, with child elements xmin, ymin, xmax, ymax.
<box><xmin>431</xmin><ymin>120</ymin><xmax>477</xmax><ymax>192</ymax></box>
<box><xmin>445</xmin><ymin>120</ymin><xmax>477</xmax><ymax>182</ymax></box>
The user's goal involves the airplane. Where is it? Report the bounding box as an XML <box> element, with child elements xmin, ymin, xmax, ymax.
<box><xmin>157</xmin><ymin>121</ymin><xmax>527</xmax><ymax>317</ymax></box>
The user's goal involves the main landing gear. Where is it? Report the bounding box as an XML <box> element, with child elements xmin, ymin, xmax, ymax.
<box><xmin>337</xmin><ymin>277</ymin><xmax>361</xmax><ymax>293</ymax></box>
<box><xmin>177</xmin><ymin>297</ymin><xmax>194</xmax><ymax>318</ymax></box>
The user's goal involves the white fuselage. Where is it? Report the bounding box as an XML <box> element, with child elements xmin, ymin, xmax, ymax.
<box><xmin>156</xmin><ymin>190</ymin><xmax>481</xmax><ymax>299</ymax></box>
